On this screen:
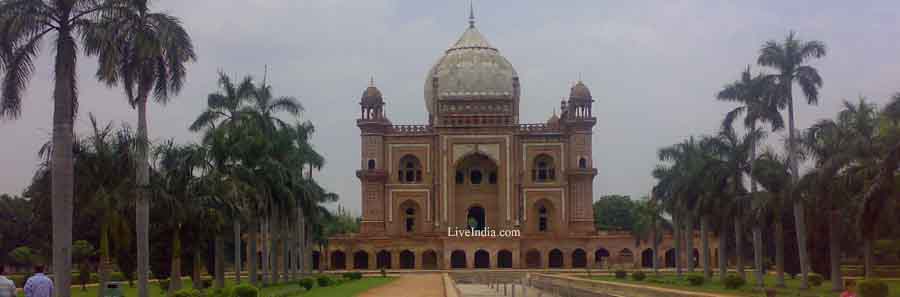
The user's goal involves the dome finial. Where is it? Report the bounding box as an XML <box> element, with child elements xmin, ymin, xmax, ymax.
<box><xmin>369</xmin><ymin>76</ymin><xmax>375</xmax><ymax>87</ymax></box>
<box><xmin>468</xmin><ymin>0</ymin><xmax>475</xmax><ymax>28</ymax></box>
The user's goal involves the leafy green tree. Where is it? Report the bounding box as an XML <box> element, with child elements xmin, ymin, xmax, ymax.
<box><xmin>86</xmin><ymin>2</ymin><xmax>196</xmax><ymax>295</ymax></box>
<box><xmin>9</xmin><ymin>246</ymin><xmax>36</xmax><ymax>269</ymax></box>
<box><xmin>592</xmin><ymin>195</ymin><xmax>635</xmax><ymax>231</ymax></box>
<box><xmin>757</xmin><ymin>31</ymin><xmax>827</xmax><ymax>289</ymax></box>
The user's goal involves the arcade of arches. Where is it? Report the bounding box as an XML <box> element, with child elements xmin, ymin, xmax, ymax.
<box><xmin>316</xmin><ymin>13</ymin><xmax>715</xmax><ymax>271</ymax></box>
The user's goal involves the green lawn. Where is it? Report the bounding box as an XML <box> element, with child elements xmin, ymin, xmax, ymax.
<box><xmin>587</xmin><ymin>274</ymin><xmax>900</xmax><ymax>297</ymax></box>
<box><xmin>17</xmin><ymin>277</ymin><xmax>395</xmax><ymax>297</ymax></box>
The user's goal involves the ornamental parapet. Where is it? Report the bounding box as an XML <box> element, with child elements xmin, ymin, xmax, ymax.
<box><xmin>389</xmin><ymin>124</ymin><xmax>434</xmax><ymax>134</ymax></box>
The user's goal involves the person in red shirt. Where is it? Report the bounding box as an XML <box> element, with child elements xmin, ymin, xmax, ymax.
<box><xmin>841</xmin><ymin>279</ymin><xmax>857</xmax><ymax>297</ymax></box>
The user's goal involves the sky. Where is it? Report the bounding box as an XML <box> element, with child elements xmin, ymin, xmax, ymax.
<box><xmin>1</xmin><ymin>0</ymin><xmax>899</xmax><ymax>215</ymax></box>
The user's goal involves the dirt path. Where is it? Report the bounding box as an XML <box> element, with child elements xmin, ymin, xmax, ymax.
<box><xmin>357</xmin><ymin>273</ymin><xmax>445</xmax><ymax>297</ymax></box>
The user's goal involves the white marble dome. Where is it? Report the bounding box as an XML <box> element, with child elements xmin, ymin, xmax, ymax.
<box><xmin>424</xmin><ymin>23</ymin><xmax>518</xmax><ymax>114</ymax></box>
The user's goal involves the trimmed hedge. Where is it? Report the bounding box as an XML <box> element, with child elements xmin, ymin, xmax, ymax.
<box><xmin>232</xmin><ymin>284</ymin><xmax>259</xmax><ymax>297</ymax></box>
<box><xmin>686</xmin><ymin>274</ymin><xmax>704</xmax><ymax>286</ymax></box>
<box><xmin>342</xmin><ymin>272</ymin><xmax>363</xmax><ymax>280</ymax></box>
<box><xmin>172</xmin><ymin>289</ymin><xmax>202</xmax><ymax>297</ymax></box>
<box><xmin>298</xmin><ymin>278</ymin><xmax>314</xmax><ymax>291</ymax></box>
<box><xmin>858</xmin><ymin>279</ymin><xmax>889</xmax><ymax>297</ymax></box>
<box><xmin>723</xmin><ymin>274</ymin><xmax>746</xmax><ymax>290</ymax></box>
<box><xmin>631</xmin><ymin>271</ymin><xmax>646</xmax><ymax>281</ymax></box>
<box><xmin>316</xmin><ymin>275</ymin><xmax>335</xmax><ymax>287</ymax></box>
<box><xmin>614</xmin><ymin>270</ymin><xmax>627</xmax><ymax>279</ymax></box>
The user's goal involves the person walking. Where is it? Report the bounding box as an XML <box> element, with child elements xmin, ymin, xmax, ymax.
<box><xmin>0</xmin><ymin>266</ymin><xmax>16</xmax><ymax>297</ymax></box>
<box><xmin>24</xmin><ymin>266</ymin><xmax>53</xmax><ymax>297</ymax></box>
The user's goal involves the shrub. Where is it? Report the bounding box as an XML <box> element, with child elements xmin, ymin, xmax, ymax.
<box><xmin>807</xmin><ymin>273</ymin><xmax>823</xmax><ymax>287</ymax></box>
<box><xmin>342</xmin><ymin>272</ymin><xmax>362</xmax><ymax>280</ymax></box>
<box><xmin>723</xmin><ymin>274</ymin><xmax>746</xmax><ymax>290</ymax></box>
<box><xmin>173</xmin><ymin>289</ymin><xmax>201</xmax><ymax>297</ymax></box>
<box><xmin>207</xmin><ymin>288</ymin><xmax>230</xmax><ymax>297</ymax></box>
<box><xmin>686</xmin><ymin>274</ymin><xmax>704</xmax><ymax>286</ymax></box>
<box><xmin>631</xmin><ymin>271</ymin><xmax>646</xmax><ymax>281</ymax></box>
<box><xmin>201</xmin><ymin>279</ymin><xmax>213</xmax><ymax>289</ymax></box>
<box><xmin>614</xmin><ymin>270</ymin><xmax>627</xmax><ymax>279</ymax></box>
<box><xmin>157</xmin><ymin>279</ymin><xmax>170</xmax><ymax>291</ymax></box>
<box><xmin>858</xmin><ymin>279</ymin><xmax>889</xmax><ymax>297</ymax></box>
<box><xmin>232</xmin><ymin>284</ymin><xmax>259</xmax><ymax>297</ymax></box>
<box><xmin>110</xmin><ymin>272</ymin><xmax>125</xmax><ymax>282</ymax></box>
<box><xmin>298</xmin><ymin>278</ymin><xmax>314</xmax><ymax>291</ymax></box>
<box><xmin>316</xmin><ymin>275</ymin><xmax>335</xmax><ymax>287</ymax></box>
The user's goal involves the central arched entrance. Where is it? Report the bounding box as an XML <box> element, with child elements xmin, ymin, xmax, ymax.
<box><xmin>497</xmin><ymin>250</ymin><xmax>513</xmax><ymax>268</ymax></box>
<box><xmin>467</xmin><ymin>206</ymin><xmax>486</xmax><ymax>230</ymax></box>
<box><xmin>455</xmin><ymin>153</ymin><xmax>498</xmax><ymax>229</ymax></box>
<box><xmin>474</xmin><ymin>250</ymin><xmax>490</xmax><ymax>268</ymax></box>
<box><xmin>399</xmin><ymin>250</ymin><xmax>415</xmax><ymax>269</ymax></box>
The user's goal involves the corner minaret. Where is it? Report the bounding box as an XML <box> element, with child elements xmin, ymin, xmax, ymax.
<box><xmin>357</xmin><ymin>79</ymin><xmax>389</xmax><ymax>235</ymax></box>
<box><xmin>564</xmin><ymin>80</ymin><xmax>597</xmax><ymax>233</ymax></box>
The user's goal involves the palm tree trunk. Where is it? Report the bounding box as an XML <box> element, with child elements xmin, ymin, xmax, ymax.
<box><xmin>262</xmin><ymin>215</ymin><xmax>269</xmax><ymax>284</ymax></box>
<box><xmin>191</xmin><ymin>249</ymin><xmax>202</xmax><ymax>289</ymax></box>
<box><xmin>169</xmin><ymin>227</ymin><xmax>183</xmax><ymax>294</ymax></box>
<box><xmin>271</xmin><ymin>214</ymin><xmax>280</xmax><ymax>284</ymax></box>
<box><xmin>234</xmin><ymin>220</ymin><xmax>242</xmax><ymax>284</ymax></box>
<box><xmin>685</xmin><ymin>216</ymin><xmax>695</xmax><ymax>272</ymax></box>
<box><xmin>702</xmin><ymin>216</ymin><xmax>711</xmax><ymax>280</ymax></box>
<box><xmin>718</xmin><ymin>220</ymin><xmax>728</xmax><ymax>281</ymax></box>
<box><xmin>735</xmin><ymin>216</ymin><xmax>744</xmax><ymax>279</ymax></box>
<box><xmin>214</xmin><ymin>234</ymin><xmax>225</xmax><ymax>288</ymax></box>
<box><xmin>51</xmin><ymin>27</ymin><xmax>77</xmax><ymax>297</ymax></box>
<box><xmin>829</xmin><ymin>210</ymin><xmax>843</xmax><ymax>292</ymax></box>
<box><xmin>748</xmin><ymin>124</ymin><xmax>764</xmax><ymax>288</ymax></box>
<box><xmin>775</xmin><ymin>216</ymin><xmax>786</xmax><ymax>287</ymax></box>
<box><xmin>864</xmin><ymin>239</ymin><xmax>874</xmax><ymax>278</ymax></box>
<box><xmin>753</xmin><ymin>226</ymin><xmax>764</xmax><ymax>288</ymax></box>
<box><xmin>136</xmin><ymin>97</ymin><xmax>151</xmax><ymax>297</ymax></box>
<box><xmin>248</xmin><ymin>220</ymin><xmax>258</xmax><ymax>286</ymax></box>
<box><xmin>787</xmin><ymin>90</ymin><xmax>811</xmax><ymax>289</ymax></box>
<box><xmin>673</xmin><ymin>215</ymin><xmax>683</xmax><ymax>276</ymax></box>
<box><xmin>97</xmin><ymin>222</ymin><xmax>110</xmax><ymax>297</ymax></box>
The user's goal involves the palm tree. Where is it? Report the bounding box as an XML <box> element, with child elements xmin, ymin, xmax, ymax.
<box><xmin>77</xmin><ymin>116</ymin><xmax>136</xmax><ymax>297</ymax></box>
<box><xmin>750</xmin><ymin>149</ymin><xmax>793</xmax><ymax>286</ymax></box>
<box><xmin>656</xmin><ymin>137</ymin><xmax>710</xmax><ymax>275</ymax></box>
<box><xmin>0</xmin><ymin>2</ymin><xmax>121</xmax><ymax>294</ymax></box>
<box><xmin>757</xmin><ymin>31</ymin><xmax>826</xmax><ymax>289</ymax></box>
<box><xmin>858</xmin><ymin>93</ymin><xmax>900</xmax><ymax>278</ymax></box>
<box><xmin>633</xmin><ymin>197</ymin><xmax>666</xmax><ymax>276</ymax></box>
<box><xmin>717</xmin><ymin>65</ymin><xmax>784</xmax><ymax>287</ymax></box>
<box><xmin>86</xmin><ymin>2</ymin><xmax>195</xmax><ymax>293</ymax></box>
<box><xmin>191</xmin><ymin>72</ymin><xmax>257</xmax><ymax>284</ymax></box>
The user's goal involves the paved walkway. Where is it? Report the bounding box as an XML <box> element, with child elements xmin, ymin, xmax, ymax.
<box><xmin>457</xmin><ymin>283</ymin><xmax>547</xmax><ymax>297</ymax></box>
<box><xmin>358</xmin><ymin>273</ymin><xmax>445</xmax><ymax>297</ymax></box>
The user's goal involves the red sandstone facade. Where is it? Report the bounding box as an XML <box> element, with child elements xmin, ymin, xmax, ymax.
<box><xmin>321</xmin><ymin>19</ymin><xmax>716</xmax><ymax>271</ymax></box>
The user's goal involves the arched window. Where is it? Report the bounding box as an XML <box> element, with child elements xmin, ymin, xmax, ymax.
<box><xmin>455</xmin><ymin>170</ymin><xmax>465</xmax><ymax>184</ymax></box>
<box><xmin>405</xmin><ymin>207</ymin><xmax>415</xmax><ymax>233</ymax></box>
<box><xmin>398</xmin><ymin>155</ymin><xmax>422</xmax><ymax>184</ymax></box>
<box><xmin>538</xmin><ymin>206</ymin><xmax>548</xmax><ymax>232</ymax></box>
<box><xmin>532</xmin><ymin>154</ymin><xmax>556</xmax><ymax>182</ymax></box>
<box><xmin>488</xmin><ymin>171</ymin><xmax>497</xmax><ymax>184</ymax></box>
<box><xmin>470</xmin><ymin>169</ymin><xmax>483</xmax><ymax>184</ymax></box>
<box><xmin>578</xmin><ymin>157</ymin><xmax>587</xmax><ymax>169</ymax></box>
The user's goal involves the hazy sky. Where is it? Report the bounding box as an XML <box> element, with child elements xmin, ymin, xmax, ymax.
<box><xmin>2</xmin><ymin>1</ymin><xmax>899</xmax><ymax>214</ymax></box>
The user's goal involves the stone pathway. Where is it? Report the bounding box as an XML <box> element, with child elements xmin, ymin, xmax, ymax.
<box><xmin>456</xmin><ymin>283</ymin><xmax>548</xmax><ymax>297</ymax></box>
<box><xmin>358</xmin><ymin>273</ymin><xmax>446</xmax><ymax>297</ymax></box>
